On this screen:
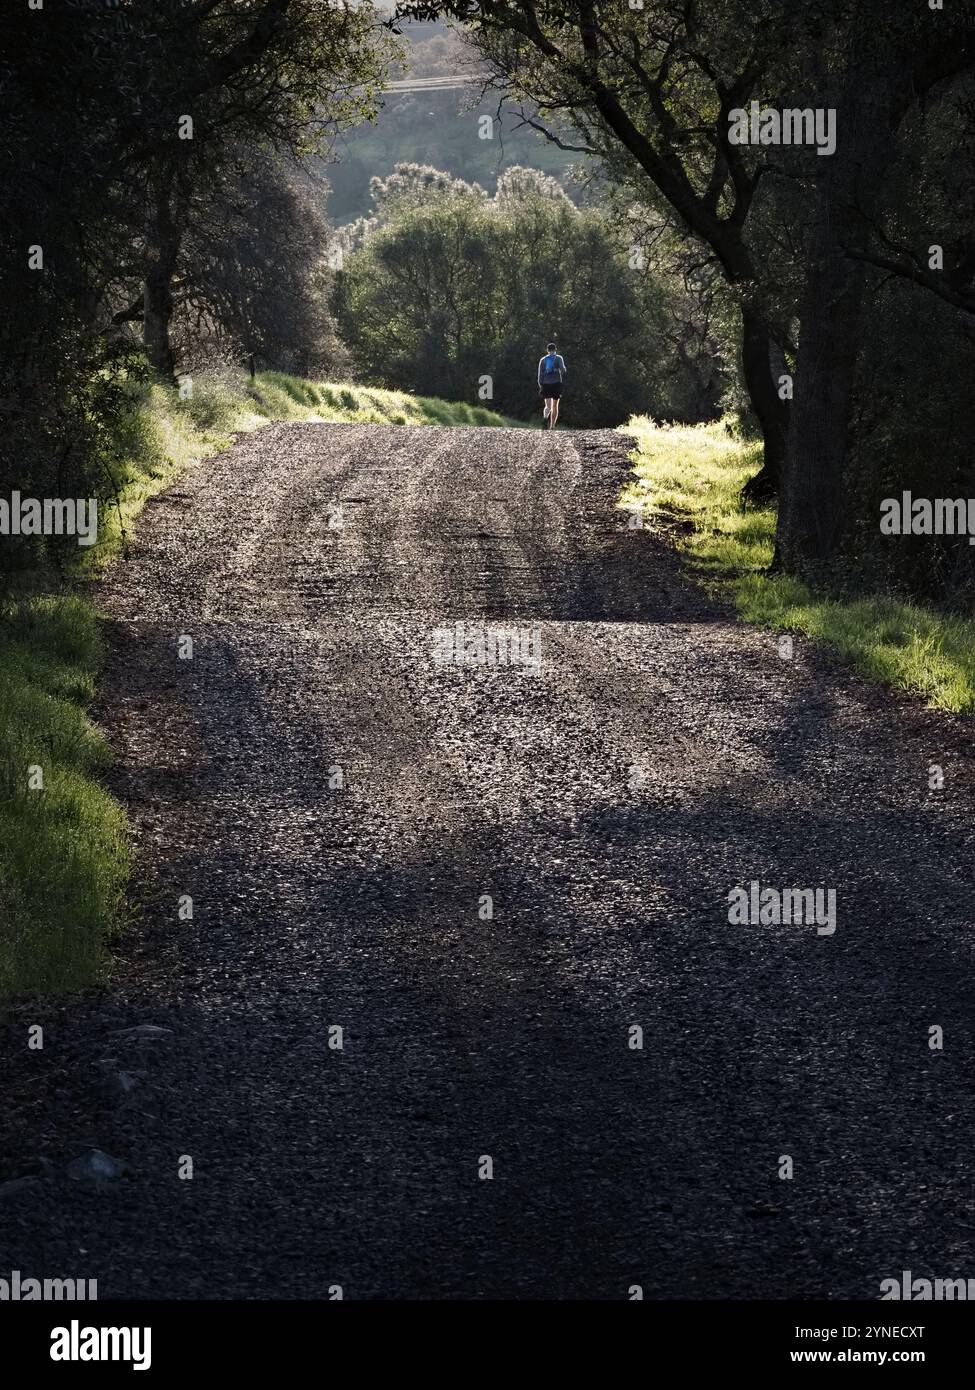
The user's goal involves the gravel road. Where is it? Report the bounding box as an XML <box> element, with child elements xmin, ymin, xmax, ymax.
<box><xmin>2</xmin><ymin>421</ymin><xmax>975</xmax><ymax>1299</ymax></box>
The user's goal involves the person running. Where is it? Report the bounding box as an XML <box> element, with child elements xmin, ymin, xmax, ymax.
<box><xmin>537</xmin><ymin>341</ymin><xmax>567</xmax><ymax>429</ymax></box>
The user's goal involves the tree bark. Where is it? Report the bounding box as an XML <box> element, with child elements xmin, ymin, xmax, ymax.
<box><xmin>143</xmin><ymin>164</ymin><xmax>181</xmax><ymax>380</ymax></box>
<box><xmin>775</xmin><ymin>33</ymin><xmax>912</xmax><ymax>576</ymax></box>
<box><xmin>740</xmin><ymin>302</ymin><xmax>789</xmax><ymax>503</ymax></box>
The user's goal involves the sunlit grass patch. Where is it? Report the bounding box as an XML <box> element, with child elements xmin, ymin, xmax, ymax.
<box><xmin>620</xmin><ymin>417</ymin><xmax>975</xmax><ymax>714</ymax></box>
<box><xmin>0</xmin><ymin>595</ymin><xmax>129</xmax><ymax>1002</ymax></box>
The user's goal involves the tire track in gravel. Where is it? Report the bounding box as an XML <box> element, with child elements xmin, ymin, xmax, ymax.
<box><xmin>2</xmin><ymin>422</ymin><xmax>975</xmax><ymax>1299</ymax></box>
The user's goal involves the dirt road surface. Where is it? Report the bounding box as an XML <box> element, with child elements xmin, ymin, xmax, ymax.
<box><xmin>2</xmin><ymin>422</ymin><xmax>974</xmax><ymax>1298</ymax></box>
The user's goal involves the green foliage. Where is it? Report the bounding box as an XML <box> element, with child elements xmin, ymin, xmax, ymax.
<box><xmin>0</xmin><ymin>1</ymin><xmax>394</xmax><ymax>574</ymax></box>
<box><xmin>324</xmin><ymin>93</ymin><xmax>580</xmax><ymax>225</ymax></box>
<box><xmin>174</xmin><ymin>152</ymin><xmax>351</xmax><ymax>379</ymax></box>
<box><xmin>336</xmin><ymin>165</ymin><xmax>711</xmax><ymax>426</ymax></box>
<box><xmin>622</xmin><ymin>419</ymin><xmax>975</xmax><ymax>713</ymax></box>
<box><xmin>323</xmin><ymin>16</ymin><xmax>582</xmax><ymax>223</ymax></box>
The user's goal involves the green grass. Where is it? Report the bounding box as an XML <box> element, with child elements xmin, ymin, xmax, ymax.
<box><xmin>0</xmin><ymin>595</ymin><xmax>129</xmax><ymax>1000</ymax></box>
<box><xmin>1</xmin><ymin>370</ymin><xmax>516</xmax><ymax>1005</ymax></box>
<box><xmin>620</xmin><ymin>416</ymin><xmax>975</xmax><ymax>714</ymax></box>
<box><xmin>83</xmin><ymin>371</ymin><xmax>518</xmax><ymax>576</ymax></box>
<box><xmin>234</xmin><ymin>372</ymin><xmax>518</xmax><ymax>432</ymax></box>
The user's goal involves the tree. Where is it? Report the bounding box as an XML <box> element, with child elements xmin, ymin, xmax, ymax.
<box><xmin>125</xmin><ymin>0</ymin><xmax>390</xmax><ymax>377</ymax></box>
<box><xmin>335</xmin><ymin>165</ymin><xmax>705</xmax><ymax>424</ymax></box>
<box><xmin>0</xmin><ymin>2</ymin><xmax>149</xmax><ymax>570</ymax></box>
<box><xmin>406</xmin><ymin>0</ymin><xmax>975</xmax><ymax>579</ymax></box>
<box><xmin>0</xmin><ymin>0</ymin><xmax>388</xmax><ymax>573</ymax></box>
<box><xmin>776</xmin><ymin>2</ymin><xmax>975</xmax><ymax>574</ymax></box>
<box><xmin>172</xmin><ymin>151</ymin><xmax>349</xmax><ymax>378</ymax></box>
<box><xmin>404</xmin><ymin>0</ymin><xmax>807</xmax><ymax>495</ymax></box>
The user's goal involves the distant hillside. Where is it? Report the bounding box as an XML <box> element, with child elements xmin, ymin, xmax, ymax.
<box><xmin>323</xmin><ymin>17</ymin><xmax>584</xmax><ymax>224</ymax></box>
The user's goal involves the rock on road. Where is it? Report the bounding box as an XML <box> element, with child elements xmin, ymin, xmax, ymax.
<box><xmin>2</xmin><ymin>421</ymin><xmax>975</xmax><ymax>1299</ymax></box>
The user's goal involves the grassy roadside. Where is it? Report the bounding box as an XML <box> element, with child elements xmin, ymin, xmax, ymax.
<box><xmin>620</xmin><ymin>417</ymin><xmax>975</xmax><ymax>714</ymax></box>
<box><xmin>0</xmin><ymin>596</ymin><xmax>128</xmax><ymax>1000</ymax></box>
<box><xmin>86</xmin><ymin>372</ymin><xmax>520</xmax><ymax>574</ymax></box>
<box><xmin>0</xmin><ymin>372</ymin><xmax>516</xmax><ymax>1004</ymax></box>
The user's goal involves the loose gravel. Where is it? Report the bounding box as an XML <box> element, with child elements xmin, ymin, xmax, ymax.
<box><xmin>2</xmin><ymin>421</ymin><xmax>974</xmax><ymax>1299</ymax></box>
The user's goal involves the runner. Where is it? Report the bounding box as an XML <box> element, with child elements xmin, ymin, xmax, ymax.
<box><xmin>537</xmin><ymin>341</ymin><xmax>567</xmax><ymax>429</ymax></box>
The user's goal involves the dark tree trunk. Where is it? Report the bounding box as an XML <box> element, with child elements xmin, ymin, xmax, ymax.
<box><xmin>740</xmin><ymin>302</ymin><xmax>789</xmax><ymax>504</ymax></box>
<box><xmin>775</xmin><ymin>35</ymin><xmax>912</xmax><ymax>576</ymax></box>
<box><xmin>143</xmin><ymin>164</ymin><xmax>181</xmax><ymax>381</ymax></box>
<box><xmin>775</xmin><ymin>202</ymin><xmax>869</xmax><ymax>572</ymax></box>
